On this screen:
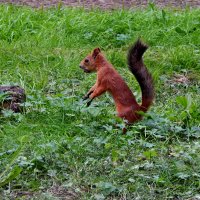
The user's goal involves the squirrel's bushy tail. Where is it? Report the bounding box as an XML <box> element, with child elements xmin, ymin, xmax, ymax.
<box><xmin>127</xmin><ymin>39</ymin><xmax>154</xmax><ymax>112</ymax></box>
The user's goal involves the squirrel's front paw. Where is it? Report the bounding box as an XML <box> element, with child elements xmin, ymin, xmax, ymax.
<box><xmin>86</xmin><ymin>99</ymin><xmax>93</xmax><ymax>107</ymax></box>
<box><xmin>82</xmin><ymin>94</ymin><xmax>90</xmax><ymax>101</ymax></box>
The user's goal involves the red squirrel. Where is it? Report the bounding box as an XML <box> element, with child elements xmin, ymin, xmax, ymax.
<box><xmin>79</xmin><ymin>39</ymin><xmax>154</xmax><ymax>125</ymax></box>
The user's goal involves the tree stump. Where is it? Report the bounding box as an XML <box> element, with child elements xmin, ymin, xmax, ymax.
<box><xmin>0</xmin><ymin>86</ymin><xmax>26</xmax><ymax>113</ymax></box>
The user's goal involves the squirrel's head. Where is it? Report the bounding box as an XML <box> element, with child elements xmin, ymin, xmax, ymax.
<box><xmin>79</xmin><ymin>48</ymin><xmax>101</xmax><ymax>73</ymax></box>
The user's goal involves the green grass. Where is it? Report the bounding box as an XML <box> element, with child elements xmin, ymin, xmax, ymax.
<box><xmin>0</xmin><ymin>4</ymin><xmax>200</xmax><ymax>199</ymax></box>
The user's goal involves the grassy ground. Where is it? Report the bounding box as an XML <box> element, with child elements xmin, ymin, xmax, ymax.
<box><xmin>0</xmin><ymin>4</ymin><xmax>200</xmax><ymax>199</ymax></box>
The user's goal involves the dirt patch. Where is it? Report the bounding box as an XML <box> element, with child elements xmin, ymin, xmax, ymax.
<box><xmin>0</xmin><ymin>0</ymin><xmax>200</xmax><ymax>9</ymax></box>
<box><xmin>8</xmin><ymin>185</ymin><xmax>78</xmax><ymax>200</ymax></box>
<box><xmin>47</xmin><ymin>185</ymin><xmax>78</xmax><ymax>200</ymax></box>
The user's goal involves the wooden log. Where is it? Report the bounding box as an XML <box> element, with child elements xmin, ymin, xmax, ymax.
<box><xmin>0</xmin><ymin>86</ymin><xmax>26</xmax><ymax>113</ymax></box>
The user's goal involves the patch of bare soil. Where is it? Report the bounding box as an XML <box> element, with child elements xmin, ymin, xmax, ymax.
<box><xmin>47</xmin><ymin>185</ymin><xmax>78</xmax><ymax>200</ymax></box>
<box><xmin>9</xmin><ymin>185</ymin><xmax>78</xmax><ymax>200</ymax></box>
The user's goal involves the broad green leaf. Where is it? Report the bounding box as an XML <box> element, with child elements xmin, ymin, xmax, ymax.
<box><xmin>0</xmin><ymin>166</ymin><xmax>22</xmax><ymax>187</ymax></box>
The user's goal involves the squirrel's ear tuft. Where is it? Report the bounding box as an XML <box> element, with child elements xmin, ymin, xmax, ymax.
<box><xmin>92</xmin><ymin>48</ymin><xmax>101</xmax><ymax>59</ymax></box>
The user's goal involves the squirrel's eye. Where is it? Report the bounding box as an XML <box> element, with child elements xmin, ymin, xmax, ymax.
<box><xmin>85</xmin><ymin>59</ymin><xmax>89</xmax><ymax>63</ymax></box>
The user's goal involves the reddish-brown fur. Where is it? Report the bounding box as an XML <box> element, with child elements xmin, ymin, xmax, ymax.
<box><xmin>79</xmin><ymin>40</ymin><xmax>154</xmax><ymax>124</ymax></box>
